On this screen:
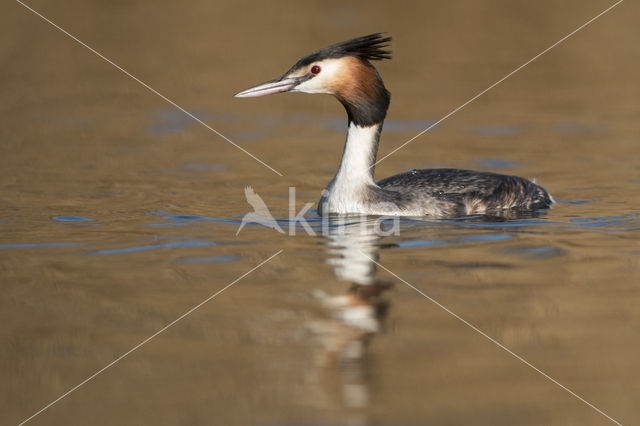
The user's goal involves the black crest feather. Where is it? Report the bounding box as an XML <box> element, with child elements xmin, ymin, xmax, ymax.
<box><xmin>294</xmin><ymin>33</ymin><xmax>392</xmax><ymax>68</ymax></box>
<box><xmin>324</xmin><ymin>33</ymin><xmax>392</xmax><ymax>61</ymax></box>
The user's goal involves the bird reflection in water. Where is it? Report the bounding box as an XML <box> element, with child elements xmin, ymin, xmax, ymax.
<box><xmin>304</xmin><ymin>216</ymin><xmax>397</xmax><ymax>412</ymax></box>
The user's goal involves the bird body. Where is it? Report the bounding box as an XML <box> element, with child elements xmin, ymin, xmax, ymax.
<box><xmin>235</xmin><ymin>34</ymin><xmax>553</xmax><ymax>217</ymax></box>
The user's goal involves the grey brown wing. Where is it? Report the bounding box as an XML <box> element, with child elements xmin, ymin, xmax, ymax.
<box><xmin>377</xmin><ymin>168</ymin><xmax>552</xmax><ymax>212</ymax></box>
<box><xmin>377</xmin><ymin>169</ymin><xmax>505</xmax><ymax>195</ymax></box>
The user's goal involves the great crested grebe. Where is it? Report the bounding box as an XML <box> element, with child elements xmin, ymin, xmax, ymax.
<box><xmin>234</xmin><ymin>33</ymin><xmax>553</xmax><ymax>216</ymax></box>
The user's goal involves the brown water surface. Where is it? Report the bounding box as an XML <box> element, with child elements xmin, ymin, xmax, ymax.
<box><xmin>2</xmin><ymin>1</ymin><xmax>639</xmax><ymax>425</ymax></box>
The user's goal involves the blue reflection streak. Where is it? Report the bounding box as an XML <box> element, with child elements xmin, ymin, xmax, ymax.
<box><xmin>87</xmin><ymin>241</ymin><xmax>219</xmax><ymax>256</ymax></box>
<box><xmin>0</xmin><ymin>243</ymin><xmax>83</xmax><ymax>249</ymax></box>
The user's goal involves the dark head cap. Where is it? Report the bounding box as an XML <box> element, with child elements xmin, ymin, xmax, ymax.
<box><xmin>290</xmin><ymin>33</ymin><xmax>392</xmax><ymax>70</ymax></box>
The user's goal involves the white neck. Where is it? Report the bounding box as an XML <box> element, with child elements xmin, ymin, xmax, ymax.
<box><xmin>335</xmin><ymin>123</ymin><xmax>380</xmax><ymax>183</ymax></box>
<box><xmin>321</xmin><ymin>123</ymin><xmax>381</xmax><ymax>214</ymax></box>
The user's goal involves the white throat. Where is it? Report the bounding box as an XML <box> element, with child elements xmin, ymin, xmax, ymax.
<box><xmin>321</xmin><ymin>123</ymin><xmax>381</xmax><ymax>214</ymax></box>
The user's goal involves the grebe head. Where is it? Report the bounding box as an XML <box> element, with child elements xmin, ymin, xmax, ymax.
<box><xmin>234</xmin><ymin>33</ymin><xmax>392</xmax><ymax>126</ymax></box>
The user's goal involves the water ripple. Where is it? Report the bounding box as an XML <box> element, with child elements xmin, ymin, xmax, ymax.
<box><xmin>52</xmin><ymin>216</ymin><xmax>95</xmax><ymax>222</ymax></box>
<box><xmin>162</xmin><ymin>215</ymin><xmax>241</xmax><ymax>224</ymax></box>
<box><xmin>176</xmin><ymin>255</ymin><xmax>238</xmax><ymax>263</ymax></box>
<box><xmin>0</xmin><ymin>242</ymin><xmax>84</xmax><ymax>250</ymax></box>
<box><xmin>87</xmin><ymin>241</ymin><xmax>219</xmax><ymax>256</ymax></box>
<box><xmin>397</xmin><ymin>233</ymin><xmax>512</xmax><ymax>248</ymax></box>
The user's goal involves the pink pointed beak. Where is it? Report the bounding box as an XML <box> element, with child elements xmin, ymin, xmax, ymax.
<box><xmin>233</xmin><ymin>76</ymin><xmax>303</xmax><ymax>98</ymax></box>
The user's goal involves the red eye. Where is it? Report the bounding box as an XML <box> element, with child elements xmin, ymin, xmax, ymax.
<box><xmin>310</xmin><ymin>65</ymin><xmax>321</xmax><ymax>74</ymax></box>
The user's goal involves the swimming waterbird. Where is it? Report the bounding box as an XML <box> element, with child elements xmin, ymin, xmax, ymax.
<box><xmin>234</xmin><ymin>34</ymin><xmax>553</xmax><ymax>216</ymax></box>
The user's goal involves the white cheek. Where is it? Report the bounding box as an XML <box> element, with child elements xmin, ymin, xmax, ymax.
<box><xmin>293</xmin><ymin>59</ymin><xmax>344</xmax><ymax>94</ymax></box>
<box><xmin>294</xmin><ymin>76</ymin><xmax>330</xmax><ymax>94</ymax></box>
